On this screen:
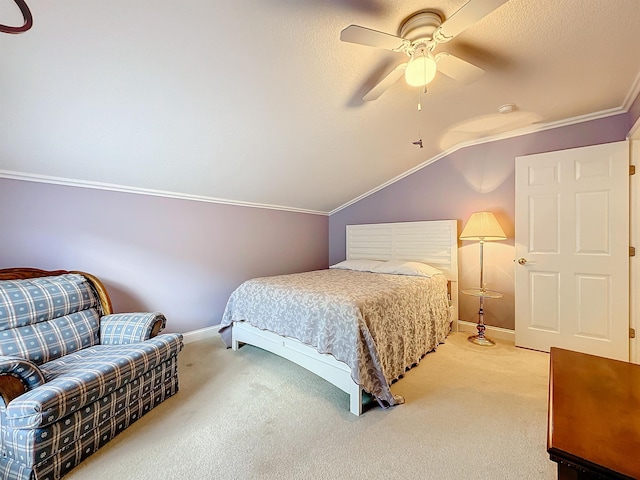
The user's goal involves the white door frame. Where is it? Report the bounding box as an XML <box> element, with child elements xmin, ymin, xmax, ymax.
<box><xmin>629</xmin><ymin>120</ymin><xmax>640</xmax><ymax>364</ymax></box>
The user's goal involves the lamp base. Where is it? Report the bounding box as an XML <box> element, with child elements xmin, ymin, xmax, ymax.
<box><xmin>468</xmin><ymin>334</ymin><xmax>495</xmax><ymax>346</ymax></box>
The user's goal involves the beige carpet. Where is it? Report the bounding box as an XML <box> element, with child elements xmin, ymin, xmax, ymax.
<box><xmin>66</xmin><ymin>332</ymin><xmax>556</xmax><ymax>480</ymax></box>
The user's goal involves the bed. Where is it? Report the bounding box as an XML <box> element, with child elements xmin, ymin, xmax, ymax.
<box><xmin>218</xmin><ymin>220</ymin><xmax>459</xmax><ymax>415</ymax></box>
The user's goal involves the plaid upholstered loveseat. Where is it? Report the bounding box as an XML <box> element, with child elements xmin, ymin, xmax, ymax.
<box><xmin>0</xmin><ymin>268</ymin><xmax>183</xmax><ymax>480</ymax></box>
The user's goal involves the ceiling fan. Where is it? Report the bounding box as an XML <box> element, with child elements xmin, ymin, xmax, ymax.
<box><xmin>340</xmin><ymin>0</ymin><xmax>508</xmax><ymax>101</ymax></box>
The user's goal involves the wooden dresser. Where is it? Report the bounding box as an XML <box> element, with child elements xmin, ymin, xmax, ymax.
<box><xmin>547</xmin><ymin>347</ymin><xmax>640</xmax><ymax>479</ymax></box>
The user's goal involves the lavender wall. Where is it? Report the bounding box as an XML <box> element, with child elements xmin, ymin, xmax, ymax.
<box><xmin>631</xmin><ymin>93</ymin><xmax>640</xmax><ymax>131</ymax></box>
<box><xmin>0</xmin><ymin>179</ymin><xmax>328</xmax><ymax>333</ymax></box>
<box><xmin>329</xmin><ymin>113</ymin><xmax>632</xmax><ymax>330</ymax></box>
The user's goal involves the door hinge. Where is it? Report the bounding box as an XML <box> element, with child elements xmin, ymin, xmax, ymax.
<box><xmin>631</xmin><ymin>165</ymin><xmax>636</xmax><ymax>175</ymax></box>
<box><xmin>631</xmin><ymin>328</ymin><xmax>636</xmax><ymax>339</ymax></box>
<box><xmin>631</xmin><ymin>246</ymin><xmax>636</xmax><ymax>257</ymax></box>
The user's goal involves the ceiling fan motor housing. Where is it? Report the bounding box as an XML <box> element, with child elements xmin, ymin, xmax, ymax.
<box><xmin>399</xmin><ymin>11</ymin><xmax>443</xmax><ymax>44</ymax></box>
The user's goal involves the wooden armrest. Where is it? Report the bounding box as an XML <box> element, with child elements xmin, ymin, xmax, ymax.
<box><xmin>0</xmin><ymin>267</ymin><xmax>69</xmax><ymax>280</ymax></box>
<box><xmin>0</xmin><ymin>374</ymin><xmax>28</xmax><ymax>405</ymax></box>
<box><xmin>150</xmin><ymin>319</ymin><xmax>163</xmax><ymax>338</ymax></box>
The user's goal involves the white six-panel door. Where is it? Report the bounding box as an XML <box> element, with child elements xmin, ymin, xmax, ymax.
<box><xmin>514</xmin><ymin>141</ymin><xmax>630</xmax><ymax>361</ymax></box>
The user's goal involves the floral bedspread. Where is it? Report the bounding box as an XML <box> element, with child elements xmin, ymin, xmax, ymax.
<box><xmin>219</xmin><ymin>269</ymin><xmax>450</xmax><ymax>407</ymax></box>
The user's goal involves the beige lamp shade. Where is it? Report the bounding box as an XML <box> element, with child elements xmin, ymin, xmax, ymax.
<box><xmin>460</xmin><ymin>211</ymin><xmax>506</xmax><ymax>241</ymax></box>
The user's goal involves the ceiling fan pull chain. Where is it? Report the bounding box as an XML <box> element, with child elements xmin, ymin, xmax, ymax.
<box><xmin>0</xmin><ymin>0</ymin><xmax>33</xmax><ymax>34</ymax></box>
<box><xmin>417</xmin><ymin>85</ymin><xmax>428</xmax><ymax>111</ymax></box>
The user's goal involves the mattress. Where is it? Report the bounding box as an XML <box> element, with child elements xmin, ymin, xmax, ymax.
<box><xmin>219</xmin><ymin>268</ymin><xmax>450</xmax><ymax>407</ymax></box>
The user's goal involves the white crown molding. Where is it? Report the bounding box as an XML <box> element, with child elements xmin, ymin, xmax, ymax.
<box><xmin>623</xmin><ymin>69</ymin><xmax>640</xmax><ymax>112</ymax></box>
<box><xmin>4</xmin><ymin>74</ymin><xmax>640</xmax><ymax>219</ymax></box>
<box><xmin>332</xmin><ymin>74</ymin><xmax>640</xmax><ymax>216</ymax></box>
<box><xmin>0</xmin><ymin>170</ymin><xmax>328</xmax><ymax>217</ymax></box>
<box><xmin>330</xmin><ymin>105</ymin><xmax>631</xmax><ymax>215</ymax></box>
<box><xmin>627</xmin><ymin>71</ymin><xmax>640</xmax><ymax>140</ymax></box>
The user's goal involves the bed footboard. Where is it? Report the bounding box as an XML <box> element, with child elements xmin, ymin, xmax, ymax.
<box><xmin>231</xmin><ymin>322</ymin><xmax>363</xmax><ymax>415</ymax></box>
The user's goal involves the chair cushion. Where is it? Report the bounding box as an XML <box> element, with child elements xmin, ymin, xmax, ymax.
<box><xmin>3</xmin><ymin>334</ymin><xmax>182</xmax><ymax>429</ymax></box>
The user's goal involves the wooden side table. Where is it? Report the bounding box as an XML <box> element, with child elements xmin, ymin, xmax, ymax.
<box><xmin>547</xmin><ymin>347</ymin><xmax>640</xmax><ymax>479</ymax></box>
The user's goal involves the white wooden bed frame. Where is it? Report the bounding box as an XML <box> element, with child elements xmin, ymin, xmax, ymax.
<box><xmin>231</xmin><ymin>220</ymin><xmax>459</xmax><ymax>416</ymax></box>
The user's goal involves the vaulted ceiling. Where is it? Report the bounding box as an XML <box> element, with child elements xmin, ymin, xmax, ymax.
<box><xmin>1</xmin><ymin>0</ymin><xmax>639</xmax><ymax>213</ymax></box>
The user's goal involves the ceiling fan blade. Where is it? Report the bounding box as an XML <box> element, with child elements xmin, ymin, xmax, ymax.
<box><xmin>363</xmin><ymin>63</ymin><xmax>407</xmax><ymax>101</ymax></box>
<box><xmin>435</xmin><ymin>52</ymin><xmax>484</xmax><ymax>84</ymax></box>
<box><xmin>434</xmin><ymin>0</ymin><xmax>508</xmax><ymax>43</ymax></box>
<box><xmin>340</xmin><ymin>25</ymin><xmax>407</xmax><ymax>51</ymax></box>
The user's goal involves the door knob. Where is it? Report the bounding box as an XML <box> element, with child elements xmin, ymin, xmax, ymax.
<box><xmin>517</xmin><ymin>258</ymin><xmax>528</xmax><ymax>265</ymax></box>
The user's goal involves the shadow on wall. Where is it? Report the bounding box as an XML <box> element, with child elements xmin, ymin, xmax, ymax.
<box><xmin>101</xmin><ymin>280</ymin><xmax>147</xmax><ymax>314</ymax></box>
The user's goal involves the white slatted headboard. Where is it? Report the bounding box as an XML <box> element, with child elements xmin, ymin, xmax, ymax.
<box><xmin>346</xmin><ymin>220</ymin><xmax>459</xmax><ymax>329</ymax></box>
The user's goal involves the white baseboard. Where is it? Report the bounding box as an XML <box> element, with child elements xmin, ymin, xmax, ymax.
<box><xmin>181</xmin><ymin>322</ymin><xmax>516</xmax><ymax>346</ymax></box>
<box><xmin>456</xmin><ymin>320</ymin><xmax>515</xmax><ymax>344</ymax></box>
<box><xmin>182</xmin><ymin>325</ymin><xmax>219</xmax><ymax>344</ymax></box>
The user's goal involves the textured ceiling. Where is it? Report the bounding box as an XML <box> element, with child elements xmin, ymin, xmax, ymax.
<box><xmin>1</xmin><ymin>0</ymin><xmax>639</xmax><ymax>213</ymax></box>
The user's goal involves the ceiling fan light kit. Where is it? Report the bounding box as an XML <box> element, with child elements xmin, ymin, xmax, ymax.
<box><xmin>405</xmin><ymin>46</ymin><xmax>437</xmax><ymax>87</ymax></box>
<box><xmin>340</xmin><ymin>0</ymin><xmax>509</xmax><ymax>101</ymax></box>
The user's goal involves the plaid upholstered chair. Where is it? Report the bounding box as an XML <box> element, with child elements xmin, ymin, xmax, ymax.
<box><xmin>0</xmin><ymin>268</ymin><xmax>183</xmax><ymax>480</ymax></box>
